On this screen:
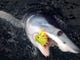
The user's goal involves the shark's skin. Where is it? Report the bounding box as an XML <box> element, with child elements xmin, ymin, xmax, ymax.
<box><xmin>26</xmin><ymin>14</ymin><xmax>80</xmax><ymax>57</ymax></box>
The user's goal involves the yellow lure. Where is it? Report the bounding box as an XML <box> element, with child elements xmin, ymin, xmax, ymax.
<box><xmin>35</xmin><ymin>29</ymin><xmax>48</xmax><ymax>46</ymax></box>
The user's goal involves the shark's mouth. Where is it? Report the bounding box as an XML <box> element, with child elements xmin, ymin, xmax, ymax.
<box><xmin>34</xmin><ymin>29</ymin><xmax>57</xmax><ymax>48</ymax></box>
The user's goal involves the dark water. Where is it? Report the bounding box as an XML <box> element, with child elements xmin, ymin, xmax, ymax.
<box><xmin>0</xmin><ymin>0</ymin><xmax>80</xmax><ymax>60</ymax></box>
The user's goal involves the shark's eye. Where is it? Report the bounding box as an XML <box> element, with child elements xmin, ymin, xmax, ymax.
<box><xmin>57</xmin><ymin>30</ymin><xmax>63</xmax><ymax>36</ymax></box>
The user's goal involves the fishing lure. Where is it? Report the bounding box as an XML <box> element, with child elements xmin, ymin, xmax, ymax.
<box><xmin>35</xmin><ymin>29</ymin><xmax>49</xmax><ymax>47</ymax></box>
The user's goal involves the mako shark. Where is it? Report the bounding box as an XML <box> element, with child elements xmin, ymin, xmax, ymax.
<box><xmin>0</xmin><ymin>11</ymin><xmax>79</xmax><ymax>57</ymax></box>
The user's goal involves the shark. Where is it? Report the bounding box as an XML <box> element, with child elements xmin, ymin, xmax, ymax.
<box><xmin>0</xmin><ymin>11</ymin><xmax>79</xmax><ymax>57</ymax></box>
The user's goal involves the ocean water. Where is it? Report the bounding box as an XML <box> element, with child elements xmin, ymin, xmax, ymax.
<box><xmin>0</xmin><ymin>0</ymin><xmax>80</xmax><ymax>60</ymax></box>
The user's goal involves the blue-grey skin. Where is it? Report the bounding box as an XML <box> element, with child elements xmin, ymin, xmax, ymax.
<box><xmin>26</xmin><ymin>14</ymin><xmax>80</xmax><ymax>57</ymax></box>
<box><xmin>0</xmin><ymin>11</ymin><xmax>79</xmax><ymax>57</ymax></box>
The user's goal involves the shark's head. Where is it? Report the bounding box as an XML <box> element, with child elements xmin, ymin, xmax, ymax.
<box><xmin>25</xmin><ymin>14</ymin><xmax>80</xmax><ymax>57</ymax></box>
